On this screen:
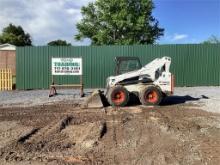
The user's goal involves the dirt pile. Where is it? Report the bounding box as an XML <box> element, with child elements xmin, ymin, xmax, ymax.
<box><xmin>0</xmin><ymin>103</ymin><xmax>220</xmax><ymax>164</ymax></box>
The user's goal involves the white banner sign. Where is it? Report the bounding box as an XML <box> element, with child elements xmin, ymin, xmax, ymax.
<box><xmin>52</xmin><ymin>58</ymin><xmax>82</xmax><ymax>75</ymax></box>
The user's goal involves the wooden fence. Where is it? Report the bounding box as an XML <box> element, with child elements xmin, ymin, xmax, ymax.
<box><xmin>0</xmin><ymin>69</ymin><xmax>12</xmax><ymax>90</ymax></box>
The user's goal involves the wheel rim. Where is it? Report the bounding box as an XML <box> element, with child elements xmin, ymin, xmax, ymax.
<box><xmin>112</xmin><ymin>91</ymin><xmax>126</xmax><ymax>105</ymax></box>
<box><xmin>145</xmin><ymin>90</ymin><xmax>158</xmax><ymax>103</ymax></box>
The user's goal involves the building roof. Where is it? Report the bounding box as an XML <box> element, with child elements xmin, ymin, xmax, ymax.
<box><xmin>0</xmin><ymin>43</ymin><xmax>16</xmax><ymax>50</ymax></box>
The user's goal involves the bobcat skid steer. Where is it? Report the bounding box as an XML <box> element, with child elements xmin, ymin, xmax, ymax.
<box><xmin>82</xmin><ymin>56</ymin><xmax>174</xmax><ymax>108</ymax></box>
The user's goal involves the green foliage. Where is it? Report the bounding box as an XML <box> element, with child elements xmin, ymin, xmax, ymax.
<box><xmin>203</xmin><ymin>35</ymin><xmax>220</xmax><ymax>44</ymax></box>
<box><xmin>0</xmin><ymin>24</ymin><xmax>32</xmax><ymax>46</ymax></box>
<box><xmin>75</xmin><ymin>0</ymin><xmax>164</xmax><ymax>45</ymax></box>
<box><xmin>47</xmin><ymin>39</ymin><xmax>72</xmax><ymax>46</ymax></box>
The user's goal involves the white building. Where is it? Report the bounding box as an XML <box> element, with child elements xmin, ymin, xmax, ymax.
<box><xmin>0</xmin><ymin>43</ymin><xmax>16</xmax><ymax>51</ymax></box>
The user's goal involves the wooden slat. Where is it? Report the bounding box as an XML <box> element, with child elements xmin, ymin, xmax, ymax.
<box><xmin>50</xmin><ymin>84</ymin><xmax>83</xmax><ymax>87</ymax></box>
<box><xmin>0</xmin><ymin>69</ymin><xmax>12</xmax><ymax>91</ymax></box>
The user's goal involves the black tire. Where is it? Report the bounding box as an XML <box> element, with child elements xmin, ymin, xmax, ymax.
<box><xmin>139</xmin><ymin>86</ymin><xmax>162</xmax><ymax>105</ymax></box>
<box><xmin>107</xmin><ymin>86</ymin><xmax>129</xmax><ymax>107</ymax></box>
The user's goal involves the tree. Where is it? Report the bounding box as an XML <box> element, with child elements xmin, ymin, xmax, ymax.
<box><xmin>203</xmin><ymin>35</ymin><xmax>220</xmax><ymax>44</ymax></box>
<box><xmin>0</xmin><ymin>24</ymin><xmax>32</xmax><ymax>46</ymax></box>
<box><xmin>75</xmin><ymin>0</ymin><xmax>164</xmax><ymax>45</ymax></box>
<box><xmin>47</xmin><ymin>40</ymin><xmax>72</xmax><ymax>46</ymax></box>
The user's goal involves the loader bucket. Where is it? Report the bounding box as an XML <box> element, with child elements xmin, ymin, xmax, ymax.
<box><xmin>81</xmin><ymin>90</ymin><xmax>109</xmax><ymax>109</ymax></box>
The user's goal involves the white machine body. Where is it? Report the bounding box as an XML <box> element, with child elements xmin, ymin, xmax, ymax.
<box><xmin>106</xmin><ymin>56</ymin><xmax>174</xmax><ymax>96</ymax></box>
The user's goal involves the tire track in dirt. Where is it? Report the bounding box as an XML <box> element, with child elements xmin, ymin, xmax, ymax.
<box><xmin>99</xmin><ymin>122</ymin><xmax>107</xmax><ymax>139</ymax></box>
<box><xmin>17</xmin><ymin>128</ymin><xmax>40</xmax><ymax>143</ymax></box>
<box><xmin>0</xmin><ymin>116</ymin><xmax>77</xmax><ymax>163</ymax></box>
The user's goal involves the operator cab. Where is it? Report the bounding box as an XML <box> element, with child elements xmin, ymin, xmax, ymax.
<box><xmin>115</xmin><ymin>57</ymin><xmax>142</xmax><ymax>75</ymax></box>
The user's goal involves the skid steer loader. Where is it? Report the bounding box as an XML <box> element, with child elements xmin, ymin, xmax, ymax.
<box><xmin>83</xmin><ymin>56</ymin><xmax>174</xmax><ymax>108</ymax></box>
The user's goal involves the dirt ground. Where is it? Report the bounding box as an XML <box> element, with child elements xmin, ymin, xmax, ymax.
<box><xmin>0</xmin><ymin>100</ymin><xmax>220</xmax><ymax>165</ymax></box>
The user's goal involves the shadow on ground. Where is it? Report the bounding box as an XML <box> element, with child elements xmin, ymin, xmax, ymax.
<box><xmin>161</xmin><ymin>95</ymin><xmax>209</xmax><ymax>106</ymax></box>
<box><xmin>128</xmin><ymin>94</ymin><xmax>209</xmax><ymax>106</ymax></box>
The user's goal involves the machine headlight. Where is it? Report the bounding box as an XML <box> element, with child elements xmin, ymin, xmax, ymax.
<box><xmin>106</xmin><ymin>77</ymin><xmax>115</xmax><ymax>87</ymax></box>
<box><xmin>106</xmin><ymin>77</ymin><xmax>110</xmax><ymax>87</ymax></box>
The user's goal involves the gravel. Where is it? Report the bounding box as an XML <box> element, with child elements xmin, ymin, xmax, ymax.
<box><xmin>173</xmin><ymin>87</ymin><xmax>220</xmax><ymax>113</ymax></box>
<box><xmin>0</xmin><ymin>87</ymin><xmax>220</xmax><ymax>113</ymax></box>
<box><xmin>0</xmin><ymin>89</ymin><xmax>93</xmax><ymax>107</ymax></box>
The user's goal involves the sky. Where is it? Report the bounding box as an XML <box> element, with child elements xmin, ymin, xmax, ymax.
<box><xmin>154</xmin><ymin>0</ymin><xmax>220</xmax><ymax>44</ymax></box>
<box><xmin>0</xmin><ymin>0</ymin><xmax>219</xmax><ymax>45</ymax></box>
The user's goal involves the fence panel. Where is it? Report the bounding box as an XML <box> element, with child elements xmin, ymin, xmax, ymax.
<box><xmin>16</xmin><ymin>44</ymin><xmax>220</xmax><ymax>90</ymax></box>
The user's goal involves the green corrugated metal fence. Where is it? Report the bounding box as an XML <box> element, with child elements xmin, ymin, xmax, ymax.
<box><xmin>16</xmin><ymin>44</ymin><xmax>220</xmax><ymax>90</ymax></box>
